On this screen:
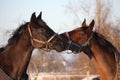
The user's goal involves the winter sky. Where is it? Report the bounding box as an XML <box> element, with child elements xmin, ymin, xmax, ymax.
<box><xmin>0</xmin><ymin>0</ymin><xmax>120</xmax><ymax>45</ymax></box>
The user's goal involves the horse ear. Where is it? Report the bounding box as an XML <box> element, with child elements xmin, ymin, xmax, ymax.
<box><xmin>88</xmin><ymin>19</ymin><xmax>95</xmax><ymax>30</ymax></box>
<box><xmin>37</xmin><ymin>12</ymin><xmax>42</xmax><ymax>20</ymax></box>
<box><xmin>82</xmin><ymin>19</ymin><xmax>86</xmax><ymax>27</ymax></box>
<box><xmin>30</xmin><ymin>12</ymin><xmax>37</xmax><ymax>22</ymax></box>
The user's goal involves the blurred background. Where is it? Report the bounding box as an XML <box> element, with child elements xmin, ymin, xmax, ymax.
<box><xmin>0</xmin><ymin>0</ymin><xmax>120</xmax><ymax>79</ymax></box>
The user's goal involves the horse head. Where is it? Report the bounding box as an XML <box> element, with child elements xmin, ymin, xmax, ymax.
<box><xmin>60</xmin><ymin>19</ymin><xmax>95</xmax><ymax>53</ymax></box>
<box><xmin>28</xmin><ymin>12</ymin><xmax>66</xmax><ymax>51</ymax></box>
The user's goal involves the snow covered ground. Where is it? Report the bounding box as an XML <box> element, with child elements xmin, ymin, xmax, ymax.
<box><xmin>29</xmin><ymin>73</ymin><xmax>99</xmax><ymax>80</ymax></box>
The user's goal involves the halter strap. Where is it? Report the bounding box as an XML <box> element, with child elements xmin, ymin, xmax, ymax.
<box><xmin>65</xmin><ymin>32</ymin><xmax>94</xmax><ymax>53</ymax></box>
<box><xmin>47</xmin><ymin>33</ymin><xmax>58</xmax><ymax>43</ymax></box>
<box><xmin>27</xmin><ymin>24</ymin><xmax>57</xmax><ymax>51</ymax></box>
<box><xmin>65</xmin><ymin>32</ymin><xmax>81</xmax><ymax>50</ymax></box>
<box><xmin>45</xmin><ymin>33</ymin><xmax>59</xmax><ymax>51</ymax></box>
<box><xmin>0</xmin><ymin>68</ymin><xmax>13</xmax><ymax>80</ymax></box>
<box><xmin>81</xmin><ymin>32</ymin><xmax>94</xmax><ymax>46</ymax></box>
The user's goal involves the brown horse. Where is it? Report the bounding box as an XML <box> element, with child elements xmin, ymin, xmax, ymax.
<box><xmin>0</xmin><ymin>12</ymin><xmax>65</xmax><ymax>80</ymax></box>
<box><xmin>60</xmin><ymin>19</ymin><xmax>120</xmax><ymax>80</ymax></box>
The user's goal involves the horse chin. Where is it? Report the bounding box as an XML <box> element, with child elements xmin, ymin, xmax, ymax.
<box><xmin>68</xmin><ymin>48</ymin><xmax>79</xmax><ymax>54</ymax></box>
<box><xmin>50</xmin><ymin>48</ymin><xmax>62</xmax><ymax>52</ymax></box>
<box><xmin>48</xmin><ymin>42</ymin><xmax>65</xmax><ymax>52</ymax></box>
<box><xmin>66</xmin><ymin>50</ymin><xmax>79</xmax><ymax>54</ymax></box>
<box><xmin>72</xmin><ymin>51</ymin><xmax>79</xmax><ymax>54</ymax></box>
<box><xmin>48</xmin><ymin>46</ymin><xmax>64</xmax><ymax>52</ymax></box>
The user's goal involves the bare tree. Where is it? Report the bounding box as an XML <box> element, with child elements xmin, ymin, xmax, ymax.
<box><xmin>66</xmin><ymin>0</ymin><xmax>120</xmax><ymax>49</ymax></box>
<box><xmin>65</xmin><ymin>0</ymin><xmax>120</xmax><ymax>75</ymax></box>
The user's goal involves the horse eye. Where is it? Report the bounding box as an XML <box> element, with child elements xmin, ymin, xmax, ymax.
<box><xmin>39</xmin><ymin>28</ymin><xmax>45</xmax><ymax>32</ymax></box>
<box><xmin>79</xmin><ymin>32</ymin><xmax>85</xmax><ymax>36</ymax></box>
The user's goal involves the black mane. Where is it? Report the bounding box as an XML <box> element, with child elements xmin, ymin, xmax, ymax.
<box><xmin>93</xmin><ymin>32</ymin><xmax>119</xmax><ymax>54</ymax></box>
<box><xmin>8</xmin><ymin>22</ymin><xmax>28</xmax><ymax>45</ymax></box>
<box><xmin>0</xmin><ymin>22</ymin><xmax>28</xmax><ymax>53</ymax></box>
<box><xmin>0</xmin><ymin>47</ymin><xmax>5</xmax><ymax>52</ymax></box>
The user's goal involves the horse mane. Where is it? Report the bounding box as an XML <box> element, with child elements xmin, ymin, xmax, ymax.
<box><xmin>0</xmin><ymin>22</ymin><xmax>28</xmax><ymax>53</ymax></box>
<box><xmin>8</xmin><ymin>22</ymin><xmax>28</xmax><ymax>46</ymax></box>
<box><xmin>93</xmin><ymin>32</ymin><xmax>119</xmax><ymax>55</ymax></box>
<box><xmin>80</xmin><ymin>26</ymin><xmax>119</xmax><ymax>54</ymax></box>
<box><xmin>0</xmin><ymin>47</ymin><xmax>5</xmax><ymax>52</ymax></box>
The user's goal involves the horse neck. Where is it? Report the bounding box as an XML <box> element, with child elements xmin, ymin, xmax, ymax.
<box><xmin>0</xmin><ymin>31</ymin><xmax>34</xmax><ymax>79</ymax></box>
<box><xmin>83</xmin><ymin>38</ymin><xmax>116</xmax><ymax>80</ymax></box>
